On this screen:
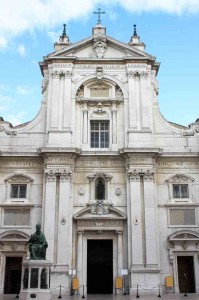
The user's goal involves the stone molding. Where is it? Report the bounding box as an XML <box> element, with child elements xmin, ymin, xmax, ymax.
<box><xmin>0</xmin><ymin>126</ymin><xmax>17</xmax><ymax>136</ymax></box>
<box><xmin>51</xmin><ymin>70</ymin><xmax>73</xmax><ymax>79</ymax></box>
<box><xmin>87</xmin><ymin>172</ymin><xmax>113</xmax><ymax>182</ymax></box>
<box><xmin>167</xmin><ymin>230</ymin><xmax>199</xmax><ymax>263</ymax></box>
<box><xmin>128</xmin><ymin>169</ymin><xmax>155</xmax><ymax>181</ymax></box>
<box><xmin>45</xmin><ymin>169</ymin><xmax>71</xmax><ymax>181</ymax></box>
<box><xmin>127</xmin><ymin>70</ymin><xmax>149</xmax><ymax>79</ymax></box>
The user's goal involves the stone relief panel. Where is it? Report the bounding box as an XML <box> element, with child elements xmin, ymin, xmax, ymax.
<box><xmin>93</xmin><ymin>35</ymin><xmax>107</xmax><ymax>58</ymax></box>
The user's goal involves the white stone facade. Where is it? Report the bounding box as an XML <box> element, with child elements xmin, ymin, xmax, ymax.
<box><xmin>0</xmin><ymin>23</ymin><xmax>199</xmax><ymax>295</ymax></box>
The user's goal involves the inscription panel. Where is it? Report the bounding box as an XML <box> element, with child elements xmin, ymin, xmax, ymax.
<box><xmin>76</xmin><ymin>159</ymin><xmax>125</xmax><ymax>168</ymax></box>
<box><xmin>0</xmin><ymin>159</ymin><xmax>43</xmax><ymax>168</ymax></box>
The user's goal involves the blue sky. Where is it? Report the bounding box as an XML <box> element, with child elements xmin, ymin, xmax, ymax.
<box><xmin>0</xmin><ymin>0</ymin><xmax>199</xmax><ymax>126</ymax></box>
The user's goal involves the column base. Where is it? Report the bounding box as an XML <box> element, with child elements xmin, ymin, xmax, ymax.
<box><xmin>20</xmin><ymin>289</ymin><xmax>51</xmax><ymax>300</ymax></box>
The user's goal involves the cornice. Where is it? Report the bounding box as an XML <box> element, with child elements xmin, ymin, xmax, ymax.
<box><xmin>38</xmin><ymin>147</ymin><xmax>81</xmax><ymax>155</ymax></box>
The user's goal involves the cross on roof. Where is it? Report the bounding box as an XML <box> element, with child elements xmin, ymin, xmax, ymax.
<box><xmin>93</xmin><ymin>7</ymin><xmax>105</xmax><ymax>25</ymax></box>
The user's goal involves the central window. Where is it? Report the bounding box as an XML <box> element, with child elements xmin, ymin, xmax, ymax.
<box><xmin>11</xmin><ymin>184</ymin><xmax>27</xmax><ymax>198</ymax></box>
<box><xmin>90</xmin><ymin>121</ymin><xmax>109</xmax><ymax>148</ymax></box>
<box><xmin>173</xmin><ymin>184</ymin><xmax>189</xmax><ymax>198</ymax></box>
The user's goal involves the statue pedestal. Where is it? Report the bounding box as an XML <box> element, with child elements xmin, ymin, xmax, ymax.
<box><xmin>20</xmin><ymin>260</ymin><xmax>52</xmax><ymax>300</ymax></box>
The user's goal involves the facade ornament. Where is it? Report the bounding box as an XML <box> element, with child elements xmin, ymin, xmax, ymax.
<box><xmin>78</xmin><ymin>187</ymin><xmax>85</xmax><ymax>196</ymax></box>
<box><xmin>76</xmin><ymin>85</ymin><xmax>84</xmax><ymax>99</ymax></box>
<box><xmin>60</xmin><ymin>217</ymin><xmax>66</xmax><ymax>225</ymax></box>
<box><xmin>51</xmin><ymin>71</ymin><xmax>60</xmax><ymax>79</ymax></box>
<box><xmin>90</xmin><ymin>200</ymin><xmax>110</xmax><ymax>215</ymax></box>
<box><xmin>128</xmin><ymin>169</ymin><xmax>155</xmax><ymax>181</ymax></box>
<box><xmin>183</xmin><ymin>120</ymin><xmax>199</xmax><ymax>136</ymax></box>
<box><xmin>127</xmin><ymin>70</ymin><xmax>149</xmax><ymax>79</ymax></box>
<box><xmin>151</xmin><ymin>78</ymin><xmax>159</xmax><ymax>95</ymax></box>
<box><xmin>115</xmin><ymin>188</ymin><xmax>121</xmax><ymax>196</ymax></box>
<box><xmin>96</xmin><ymin>67</ymin><xmax>104</xmax><ymax>79</ymax></box>
<box><xmin>93</xmin><ymin>35</ymin><xmax>107</xmax><ymax>58</ymax></box>
<box><xmin>0</xmin><ymin>126</ymin><xmax>17</xmax><ymax>136</ymax></box>
<box><xmin>45</xmin><ymin>169</ymin><xmax>71</xmax><ymax>181</ymax></box>
<box><xmin>7</xmin><ymin>175</ymin><xmax>31</xmax><ymax>183</ymax></box>
<box><xmin>11</xmin><ymin>243</ymin><xmax>18</xmax><ymax>251</ymax></box>
<box><xmin>143</xmin><ymin>169</ymin><xmax>155</xmax><ymax>181</ymax></box>
<box><xmin>128</xmin><ymin>169</ymin><xmax>141</xmax><ymax>181</ymax></box>
<box><xmin>64</xmin><ymin>70</ymin><xmax>73</xmax><ymax>78</ymax></box>
<box><xmin>41</xmin><ymin>78</ymin><xmax>49</xmax><ymax>94</ymax></box>
<box><xmin>115</xmin><ymin>85</ymin><xmax>124</xmax><ymax>100</ymax></box>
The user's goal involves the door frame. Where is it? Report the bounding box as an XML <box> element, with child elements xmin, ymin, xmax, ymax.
<box><xmin>82</xmin><ymin>233</ymin><xmax>117</xmax><ymax>294</ymax></box>
<box><xmin>3</xmin><ymin>254</ymin><xmax>24</xmax><ymax>294</ymax></box>
<box><xmin>174</xmin><ymin>252</ymin><xmax>198</xmax><ymax>293</ymax></box>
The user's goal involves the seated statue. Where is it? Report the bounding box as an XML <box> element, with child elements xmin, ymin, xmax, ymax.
<box><xmin>29</xmin><ymin>224</ymin><xmax>48</xmax><ymax>260</ymax></box>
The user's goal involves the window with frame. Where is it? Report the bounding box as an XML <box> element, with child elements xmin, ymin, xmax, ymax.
<box><xmin>169</xmin><ymin>209</ymin><xmax>196</xmax><ymax>226</ymax></box>
<box><xmin>11</xmin><ymin>184</ymin><xmax>27</xmax><ymax>198</ymax></box>
<box><xmin>173</xmin><ymin>184</ymin><xmax>189</xmax><ymax>199</ymax></box>
<box><xmin>90</xmin><ymin>121</ymin><xmax>109</xmax><ymax>148</ymax></box>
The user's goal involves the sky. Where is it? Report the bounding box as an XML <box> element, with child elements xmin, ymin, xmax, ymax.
<box><xmin>0</xmin><ymin>0</ymin><xmax>199</xmax><ymax>127</ymax></box>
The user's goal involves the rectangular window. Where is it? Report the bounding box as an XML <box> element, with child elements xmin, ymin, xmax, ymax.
<box><xmin>170</xmin><ymin>209</ymin><xmax>196</xmax><ymax>226</ymax></box>
<box><xmin>4</xmin><ymin>209</ymin><xmax>30</xmax><ymax>226</ymax></box>
<box><xmin>90</xmin><ymin>121</ymin><xmax>109</xmax><ymax>148</ymax></box>
<box><xmin>173</xmin><ymin>184</ymin><xmax>188</xmax><ymax>198</ymax></box>
<box><xmin>11</xmin><ymin>184</ymin><xmax>27</xmax><ymax>198</ymax></box>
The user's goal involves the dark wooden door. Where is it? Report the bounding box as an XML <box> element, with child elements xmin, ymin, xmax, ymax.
<box><xmin>4</xmin><ymin>257</ymin><xmax>22</xmax><ymax>294</ymax></box>
<box><xmin>177</xmin><ymin>256</ymin><xmax>195</xmax><ymax>293</ymax></box>
<box><xmin>87</xmin><ymin>240</ymin><xmax>113</xmax><ymax>294</ymax></box>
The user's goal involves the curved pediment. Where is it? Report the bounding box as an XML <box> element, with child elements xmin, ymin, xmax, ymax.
<box><xmin>74</xmin><ymin>202</ymin><xmax>126</xmax><ymax>220</ymax></box>
<box><xmin>168</xmin><ymin>230</ymin><xmax>199</xmax><ymax>241</ymax></box>
<box><xmin>0</xmin><ymin>230</ymin><xmax>30</xmax><ymax>241</ymax></box>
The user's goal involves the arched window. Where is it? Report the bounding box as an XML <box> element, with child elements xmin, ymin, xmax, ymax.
<box><xmin>95</xmin><ymin>178</ymin><xmax>105</xmax><ymax>200</ymax></box>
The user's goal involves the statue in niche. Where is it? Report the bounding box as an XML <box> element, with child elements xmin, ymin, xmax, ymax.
<box><xmin>29</xmin><ymin>224</ymin><xmax>48</xmax><ymax>260</ymax></box>
<box><xmin>96</xmin><ymin>178</ymin><xmax>105</xmax><ymax>200</ymax></box>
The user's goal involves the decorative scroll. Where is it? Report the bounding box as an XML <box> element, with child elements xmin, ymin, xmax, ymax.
<box><xmin>90</xmin><ymin>200</ymin><xmax>110</xmax><ymax>215</ymax></box>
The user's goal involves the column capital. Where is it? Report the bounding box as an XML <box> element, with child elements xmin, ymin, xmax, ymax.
<box><xmin>45</xmin><ymin>168</ymin><xmax>71</xmax><ymax>181</ymax></box>
<box><xmin>128</xmin><ymin>168</ymin><xmax>155</xmax><ymax>181</ymax></box>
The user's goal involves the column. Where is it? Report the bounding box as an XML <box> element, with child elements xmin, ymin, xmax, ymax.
<box><xmin>117</xmin><ymin>231</ymin><xmax>123</xmax><ymax>276</ymax></box>
<box><xmin>77</xmin><ymin>231</ymin><xmax>83</xmax><ymax>285</ymax></box>
<box><xmin>143</xmin><ymin>169</ymin><xmax>158</xmax><ymax>267</ymax></box>
<box><xmin>87</xmin><ymin>175</ymin><xmax>95</xmax><ymax>201</ymax></box>
<box><xmin>127</xmin><ymin>71</ymin><xmax>137</xmax><ymax>128</ymax></box>
<box><xmin>50</xmin><ymin>71</ymin><xmax>60</xmax><ymax>128</ymax></box>
<box><xmin>43</xmin><ymin>170</ymin><xmax>57</xmax><ymax>262</ymax></box>
<box><xmin>112</xmin><ymin>104</ymin><xmax>117</xmax><ymax>144</ymax></box>
<box><xmin>135</xmin><ymin>74</ymin><xmax>142</xmax><ymax>130</ymax></box>
<box><xmin>140</xmin><ymin>72</ymin><xmax>150</xmax><ymax>129</ymax></box>
<box><xmin>128</xmin><ymin>170</ymin><xmax>143</xmax><ymax>267</ymax></box>
<box><xmin>58</xmin><ymin>73</ymin><xmax>65</xmax><ymax>130</ymax></box>
<box><xmin>57</xmin><ymin>169</ymin><xmax>72</xmax><ymax>267</ymax></box>
<box><xmin>82</xmin><ymin>103</ymin><xmax>88</xmax><ymax>144</ymax></box>
<box><xmin>63</xmin><ymin>70</ymin><xmax>73</xmax><ymax>128</ymax></box>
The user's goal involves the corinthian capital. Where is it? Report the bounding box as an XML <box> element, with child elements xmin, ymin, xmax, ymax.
<box><xmin>143</xmin><ymin>169</ymin><xmax>155</xmax><ymax>181</ymax></box>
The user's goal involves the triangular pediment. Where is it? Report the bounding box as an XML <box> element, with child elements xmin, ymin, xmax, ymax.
<box><xmin>74</xmin><ymin>202</ymin><xmax>126</xmax><ymax>220</ymax></box>
<box><xmin>48</xmin><ymin>34</ymin><xmax>153</xmax><ymax>61</ymax></box>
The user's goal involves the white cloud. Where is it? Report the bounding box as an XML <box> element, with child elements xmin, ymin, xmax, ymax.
<box><xmin>0</xmin><ymin>0</ymin><xmax>199</xmax><ymax>49</ymax></box>
<box><xmin>17</xmin><ymin>44</ymin><xmax>26</xmax><ymax>56</ymax></box>
<box><xmin>0</xmin><ymin>37</ymin><xmax>7</xmax><ymax>50</ymax></box>
<box><xmin>5</xmin><ymin>111</ymin><xmax>27</xmax><ymax>126</ymax></box>
<box><xmin>48</xmin><ymin>30</ymin><xmax>61</xmax><ymax>43</ymax></box>
<box><xmin>17</xmin><ymin>85</ymin><xmax>30</xmax><ymax>95</ymax></box>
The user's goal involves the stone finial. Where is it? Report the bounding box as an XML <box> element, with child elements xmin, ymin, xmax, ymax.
<box><xmin>129</xmin><ymin>24</ymin><xmax>146</xmax><ymax>51</ymax></box>
<box><xmin>54</xmin><ymin>24</ymin><xmax>70</xmax><ymax>51</ymax></box>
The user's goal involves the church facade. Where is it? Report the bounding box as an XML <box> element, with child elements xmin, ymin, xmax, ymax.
<box><xmin>0</xmin><ymin>21</ymin><xmax>199</xmax><ymax>295</ymax></box>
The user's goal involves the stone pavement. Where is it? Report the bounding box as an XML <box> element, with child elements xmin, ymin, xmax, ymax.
<box><xmin>1</xmin><ymin>294</ymin><xmax>199</xmax><ymax>300</ymax></box>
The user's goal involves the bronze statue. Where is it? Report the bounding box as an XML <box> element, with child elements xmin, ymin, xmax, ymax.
<box><xmin>29</xmin><ymin>224</ymin><xmax>48</xmax><ymax>260</ymax></box>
